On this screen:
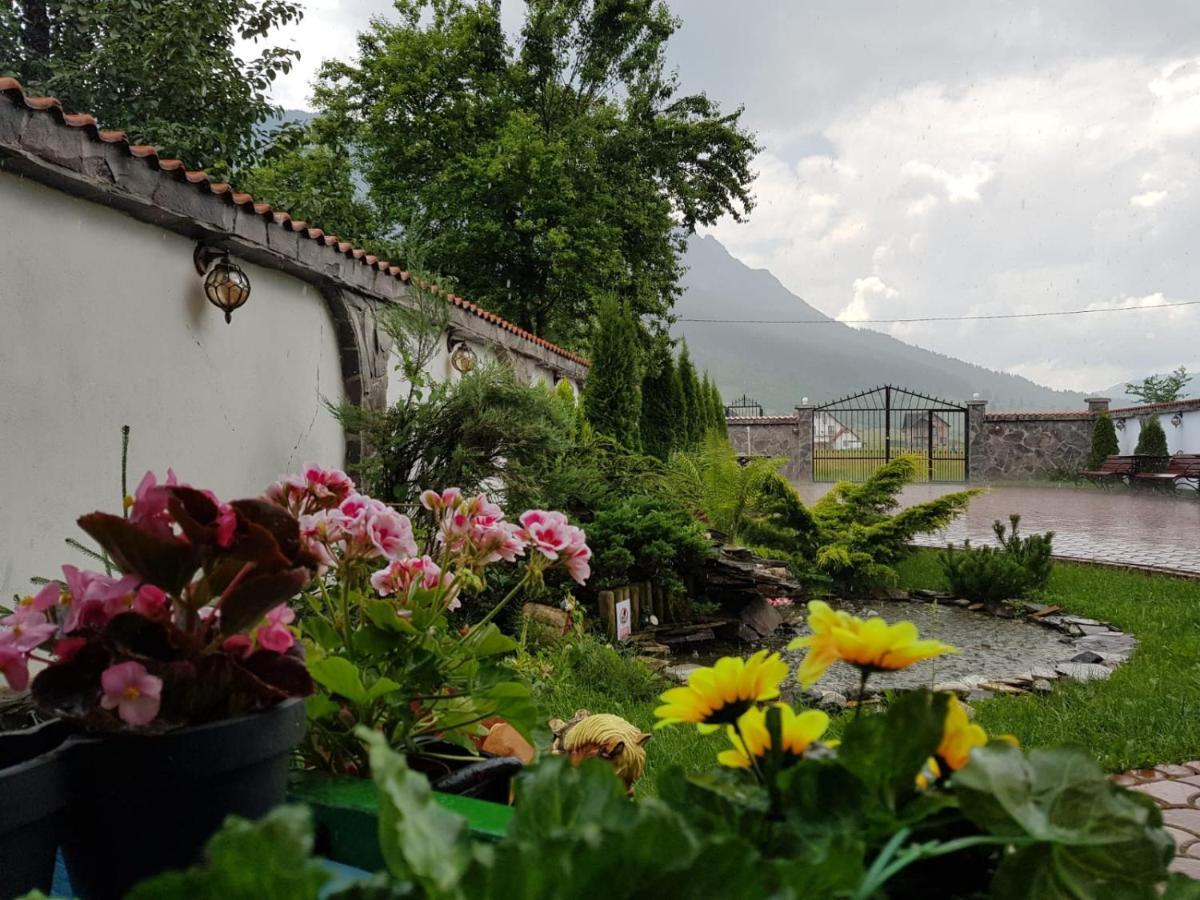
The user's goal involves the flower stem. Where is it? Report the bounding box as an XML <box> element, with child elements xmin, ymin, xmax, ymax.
<box><xmin>854</xmin><ymin>669</ymin><xmax>870</xmax><ymax>720</ymax></box>
<box><xmin>734</xmin><ymin>718</ymin><xmax>767</xmax><ymax>786</ymax></box>
<box><xmin>468</xmin><ymin>572</ymin><xmax>531</xmax><ymax>635</ymax></box>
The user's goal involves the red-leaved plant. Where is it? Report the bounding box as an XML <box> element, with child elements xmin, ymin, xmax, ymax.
<box><xmin>0</xmin><ymin>470</ymin><xmax>318</xmax><ymax>732</ymax></box>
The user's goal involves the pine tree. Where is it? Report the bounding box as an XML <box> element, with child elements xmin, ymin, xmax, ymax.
<box><xmin>1087</xmin><ymin>413</ymin><xmax>1119</xmax><ymax>470</ymax></box>
<box><xmin>640</xmin><ymin>343</ymin><xmax>678</xmax><ymax>460</ymax></box>
<box><xmin>553</xmin><ymin>377</ymin><xmax>580</xmax><ymax>435</ymax></box>
<box><xmin>709</xmin><ymin>377</ymin><xmax>728</xmax><ymax>437</ymax></box>
<box><xmin>678</xmin><ymin>342</ymin><xmax>703</xmax><ymax>449</ymax></box>
<box><xmin>582</xmin><ymin>296</ymin><xmax>642</xmax><ymax>450</ymax></box>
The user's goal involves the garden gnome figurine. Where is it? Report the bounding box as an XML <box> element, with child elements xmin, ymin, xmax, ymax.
<box><xmin>550</xmin><ymin>709</ymin><xmax>651</xmax><ymax>795</ymax></box>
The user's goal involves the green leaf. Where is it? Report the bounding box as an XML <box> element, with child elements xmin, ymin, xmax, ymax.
<box><xmin>838</xmin><ymin>689</ymin><xmax>948</xmax><ymax>802</ymax></box>
<box><xmin>305</xmin><ymin>693</ymin><xmax>339</xmax><ymax>721</ymax></box>
<box><xmin>309</xmin><ymin>656</ymin><xmax>367</xmax><ymax>705</ymax></box>
<box><xmin>468</xmin><ymin>623</ymin><xmax>518</xmax><ymax>658</ymax></box>
<box><xmin>125</xmin><ymin>806</ymin><xmax>329</xmax><ymax>900</ymax></box>
<box><xmin>219</xmin><ymin>567</ymin><xmax>309</xmax><ymax>636</ymax></box>
<box><xmin>474</xmin><ymin>680</ymin><xmax>539</xmax><ymax>741</ymax></box>
<box><xmin>303</xmin><ymin>616</ymin><xmax>343</xmax><ymax>651</ymax></box>
<box><xmin>365</xmin><ymin>599</ymin><xmax>418</xmax><ymax>634</ymax></box>
<box><xmin>365</xmin><ymin>676</ymin><xmax>404</xmax><ymax>703</ymax></box>
<box><xmin>954</xmin><ymin>744</ymin><xmax>1175</xmax><ymax>899</ymax></box>
<box><xmin>359</xmin><ymin>727</ymin><xmax>475</xmax><ymax>897</ymax></box>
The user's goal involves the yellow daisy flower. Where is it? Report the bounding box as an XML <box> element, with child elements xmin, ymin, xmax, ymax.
<box><xmin>787</xmin><ymin>600</ymin><xmax>958</xmax><ymax>687</ymax></box>
<box><xmin>718</xmin><ymin>704</ymin><xmax>830</xmax><ymax>769</ymax></box>
<box><xmin>937</xmin><ymin>694</ymin><xmax>989</xmax><ymax>771</ymax></box>
<box><xmin>654</xmin><ymin>650</ymin><xmax>789</xmax><ymax>733</ymax></box>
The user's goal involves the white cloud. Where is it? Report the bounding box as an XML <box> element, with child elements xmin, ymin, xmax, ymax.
<box><xmin>838</xmin><ymin>275</ymin><xmax>899</xmax><ymax>325</ymax></box>
<box><xmin>1130</xmin><ymin>190</ymin><xmax>1168</xmax><ymax>207</ymax></box>
<box><xmin>901</xmin><ymin>160</ymin><xmax>996</xmax><ymax>203</ymax></box>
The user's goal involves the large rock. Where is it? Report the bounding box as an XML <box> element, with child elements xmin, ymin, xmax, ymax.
<box><xmin>738</xmin><ymin>596</ymin><xmax>784</xmax><ymax>639</ymax></box>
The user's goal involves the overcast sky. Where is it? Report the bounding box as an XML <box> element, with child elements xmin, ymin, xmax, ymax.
<box><xmin>255</xmin><ymin>1</ymin><xmax>1200</xmax><ymax>393</ymax></box>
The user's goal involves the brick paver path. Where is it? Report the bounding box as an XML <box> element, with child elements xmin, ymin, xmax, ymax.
<box><xmin>796</xmin><ymin>482</ymin><xmax>1200</xmax><ymax>575</ymax></box>
<box><xmin>1112</xmin><ymin>763</ymin><xmax>1200</xmax><ymax>879</ymax></box>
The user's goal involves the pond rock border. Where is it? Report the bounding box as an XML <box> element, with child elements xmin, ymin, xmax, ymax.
<box><xmin>880</xmin><ymin>590</ymin><xmax>1137</xmax><ymax>702</ymax></box>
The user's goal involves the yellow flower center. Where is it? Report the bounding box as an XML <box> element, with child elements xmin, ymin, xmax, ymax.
<box><xmin>123</xmin><ymin>686</ymin><xmax>141</xmax><ymax>701</ymax></box>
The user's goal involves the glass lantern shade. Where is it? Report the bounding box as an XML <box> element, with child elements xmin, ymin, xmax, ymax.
<box><xmin>204</xmin><ymin>259</ymin><xmax>252</xmax><ymax>323</ymax></box>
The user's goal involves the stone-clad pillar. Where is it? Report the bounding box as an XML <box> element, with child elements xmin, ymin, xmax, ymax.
<box><xmin>791</xmin><ymin>405</ymin><xmax>814</xmax><ymax>482</ymax></box>
<box><xmin>966</xmin><ymin>399</ymin><xmax>988</xmax><ymax>482</ymax></box>
<box><xmin>1085</xmin><ymin>397</ymin><xmax>1111</xmax><ymax>414</ymax></box>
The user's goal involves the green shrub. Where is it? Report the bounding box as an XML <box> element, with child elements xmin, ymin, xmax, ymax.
<box><xmin>1087</xmin><ymin>413</ymin><xmax>1120</xmax><ymax>470</ymax></box>
<box><xmin>583</xmin><ymin>495</ymin><xmax>713</xmax><ymax>593</ymax></box>
<box><xmin>1134</xmin><ymin>417</ymin><xmax>1169</xmax><ymax>471</ymax></box>
<box><xmin>811</xmin><ymin>456</ymin><xmax>978</xmax><ymax>589</ymax></box>
<box><xmin>665</xmin><ymin>434</ymin><xmax>784</xmax><ymax>543</ymax></box>
<box><xmin>940</xmin><ymin>515</ymin><xmax>1055</xmax><ymax>604</ymax></box>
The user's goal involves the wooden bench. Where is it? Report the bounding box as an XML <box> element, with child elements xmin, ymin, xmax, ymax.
<box><xmin>1081</xmin><ymin>455</ymin><xmax>1138</xmax><ymax>485</ymax></box>
<box><xmin>1133</xmin><ymin>454</ymin><xmax>1200</xmax><ymax>490</ymax></box>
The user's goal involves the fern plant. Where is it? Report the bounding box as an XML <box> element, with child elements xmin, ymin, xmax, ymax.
<box><xmin>665</xmin><ymin>434</ymin><xmax>785</xmax><ymax>544</ymax></box>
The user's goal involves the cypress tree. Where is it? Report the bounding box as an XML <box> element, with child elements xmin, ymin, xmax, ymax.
<box><xmin>709</xmin><ymin>377</ymin><xmax>727</xmax><ymax>436</ymax></box>
<box><xmin>640</xmin><ymin>342</ymin><xmax>677</xmax><ymax>460</ymax></box>
<box><xmin>1133</xmin><ymin>416</ymin><xmax>1169</xmax><ymax>471</ymax></box>
<box><xmin>678</xmin><ymin>341</ymin><xmax>703</xmax><ymax>449</ymax></box>
<box><xmin>582</xmin><ymin>296</ymin><xmax>642</xmax><ymax>450</ymax></box>
<box><xmin>1086</xmin><ymin>413</ymin><xmax>1119</xmax><ymax>470</ymax></box>
<box><xmin>668</xmin><ymin>357</ymin><xmax>688</xmax><ymax>452</ymax></box>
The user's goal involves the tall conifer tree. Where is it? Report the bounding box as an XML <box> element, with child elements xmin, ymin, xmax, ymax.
<box><xmin>582</xmin><ymin>297</ymin><xmax>642</xmax><ymax>450</ymax></box>
<box><xmin>677</xmin><ymin>342</ymin><xmax>703</xmax><ymax>449</ymax></box>
<box><xmin>640</xmin><ymin>343</ymin><xmax>678</xmax><ymax>460</ymax></box>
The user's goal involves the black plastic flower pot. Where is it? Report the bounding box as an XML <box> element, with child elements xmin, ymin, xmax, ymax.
<box><xmin>0</xmin><ymin>719</ymin><xmax>69</xmax><ymax>899</ymax></box>
<box><xmin>57</xmin><ymin>698</ymin><xmax>306</xmax><ymax>900</ymax></box>
<box><xmin>408</xmin><ymin>739</ymin><xmax>524</xmax><ymax>804</ymax></box>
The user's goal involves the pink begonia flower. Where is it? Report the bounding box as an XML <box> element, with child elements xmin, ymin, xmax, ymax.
<box><xmin>198</xmin><ymin>490</ymin><xmax>238</xmax><ymax>548</ymax></box>
<box><xmin>255</xmin><ymin>605</ymin><xmax>296</xmax><ymax>653</ymax></box>
<box><xmin>102</xmin><ymin>583</ymin><xmax>169</xmax><ymax>620</ymax></box>
<box><xmin>15</xmin><ymin>583</ymin><xmax>61</xmax><ymax>614</ymax></box>
<box><xmin>0</xmin><ymin>646</ymin><xmax>29</xmax><ymax>691</ymax></box>
<box><xmin>53</xmin><ymin>637</ymin><xmax>87</xmax><ymax>662</ymax></box>
<box><xmin>128</xmin><ymin>469</ymin><xmax>180</xmax><ymax>539</ymax></box>
<box><xmin>419</xmin><ymin>487</ymin><xmax>463</xmax><ymax>512</ymax></box>
<box><xmin>0</xmin><ymin>608</ymin><xmax>59</xmax><ymax>652</ymax></box>
<box><xmin>100</xmin><ymin>661</ymin><xmax>163</xmax><ymax>727</ymax></box>
<box><xmin>222</xmin><ymin>634</ymin><xmax>253</xmax><ymax>658</ymax></box>
<box><xmin>366</xmin><ymin>509</ymin><xmax>418</xmax><ymax>561</ymax></box>
<box><xmin>370</xmin><ymin>556</ymin><xmax>447</xmax><ymax>599</ymax></box>
<box><xmin>61</xmin><ymin>566</ymin><xmax>141</xmax><ymax>633</ymax></box>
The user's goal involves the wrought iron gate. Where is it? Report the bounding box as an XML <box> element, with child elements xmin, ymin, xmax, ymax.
<box><xmin>812</xmin><ymin>385</ymin><xmax>968</xmax><ymax>482</ymax></box>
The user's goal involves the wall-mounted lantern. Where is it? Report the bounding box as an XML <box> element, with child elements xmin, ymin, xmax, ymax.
<box><xmin>1115</xmin><ymin>418</ymin><xmax>1126</xmax><ymax>431</ymax></box>
<box><xmin>194</xmin><ymin>245</ymin><xmax>251</xmax><ymax>324</ymax></box>
<box><xmin>448</xmin><ymin>337</ymin><xmax>477</xmax><ymax>374</ymax></box>
<box><xmin>1171</xmin><ymin>413</ymin><xmax>1184</xmax><ymax>428</ymax></box>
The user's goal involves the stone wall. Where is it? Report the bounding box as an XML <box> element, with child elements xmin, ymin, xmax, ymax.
<box><xmin>727</xmin><ymin>411</ymin><xmax>811</xmax><ymax>482</ymax></box>
<box><xmin>974</xmin><ymin>412</ymin><xmax>1094</xmax><ymax>481</ymax></box>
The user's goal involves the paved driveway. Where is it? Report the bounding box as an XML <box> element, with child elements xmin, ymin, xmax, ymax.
<box><xmin>795</xmin><ymin>482</ymin><xmax>1200</xmax><ymax>575</ymax></box>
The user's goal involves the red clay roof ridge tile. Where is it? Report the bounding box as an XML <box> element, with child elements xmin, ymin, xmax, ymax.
<box><xmin>0</xmin><ymin>76</ymin><xmax>588</xmax><ymax>368</ymax></box>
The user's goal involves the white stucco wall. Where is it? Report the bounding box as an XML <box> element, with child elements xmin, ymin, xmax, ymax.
<box><xmin>1116</xmin><ymin>411</ymin><xmax>1197</xmax><ymax>456</ymax></box>
<box><xmin>0</xmin><ymin>174</ymin><xmax>346</xmax><ymax>597</ymax></box>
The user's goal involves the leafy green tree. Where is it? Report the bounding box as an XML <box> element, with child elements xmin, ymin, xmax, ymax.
<box><xmin>1087</xmin><ymin>413</ymin><xmax>1120</xmax><ymax>470</ymax></box>
<box><xmin>0</xmin><ymin>0</ymin><xmax>303</xmax><ymax>173</ymax></box>
<box><xmin>639</xmin><ymin>341</ymin><xmax>678</xmax><ymax>460</ymax></box>
<box><xmin>1133</xmin><ymin>416</ymin><xmax>1170</xmax><ymax>471</ymax></box>
<box><xmin>677</xmin><ymin>342</ymin><xmax>703</xmax><ymax>448</ymax></box>
<box><xmin>1125</xmin><ymin>366</ymin><xmax>1192</xmax><ymax>404</ymax></box>
<box><xmin>294</xmin><ymin>0</ymin><xmax>757</xmax><ymax>345</ymax></box>
<box><xmin>582</xmin><ymin>297</ymin><xmax>642</xmax><ymax>450</ymax></box>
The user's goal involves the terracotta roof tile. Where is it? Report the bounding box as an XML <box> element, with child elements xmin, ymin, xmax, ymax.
<box><xmin>0</xmin><ymin>76</ymin><xmax>588</xmax><ymax>368</ymax></box>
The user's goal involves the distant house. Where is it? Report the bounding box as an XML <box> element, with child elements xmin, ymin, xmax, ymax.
<box><xmin>813</xmin><ymin>411</ymin><xmax>863</xmax><ymax>450</ymax></box>
<box><xmin>900</xmin><ymin>412</ymin><xmax>952</xmax><ymax>448</ymax></box>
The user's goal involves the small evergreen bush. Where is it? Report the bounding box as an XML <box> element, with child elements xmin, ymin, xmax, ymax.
<box><xmin>1087</xmin><ymin>413</ymin><xmax>1119</xmax><ymax>470</ymax></box>
<box><xmin>1134</xmin><ymin>417</ymin><xmax>1169</xmax><ymax>471</ymax></box>
<box><xmin>940</xmin><ymin>514</ymin><xmax>1054</xmax><ymax>605</ymax></box>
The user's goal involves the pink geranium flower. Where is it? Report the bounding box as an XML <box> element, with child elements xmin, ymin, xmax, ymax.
<box><xmin>366</xmin><ymin>509</ymin><xmax>417</xmax><ymax>561</ymax></box>
<box><xmin>370</xmin><ymin>556</ymin><xmax>448</xmax><ymax>599</ymax></box>
<box><xmin>254</xmin><ymin>605</ymin><xmax>296</xmax><ymax>653</ymax></box>
<box><xmin>303</xmin><ymin>465</ymin><xmax>355</xmax><ymax>505</ymax></box>
<box><xmin>419</xmin><ymin>487</ymin><xmax>463</xmax><ymax>511</ymax></box>
<box><xmin>519</xmin><ymin>510</ymin><xmax>572</xmax><ymax>559</ymax></box>
<box><xmin>100</xmin><ymin>661</ymin><xmax>163</xmax><ymax>727</ymax></box>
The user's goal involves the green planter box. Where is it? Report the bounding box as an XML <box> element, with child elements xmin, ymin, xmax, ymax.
<box><xmin>288</xmin><ymin>772</ymin><xmax>514</xmax><ymax>872</ymax></box>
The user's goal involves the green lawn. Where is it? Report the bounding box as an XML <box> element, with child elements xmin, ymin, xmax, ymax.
<box><xmin>533</xmin><ymin>552</ymin><xmax>1200</xmax><ymax>795</ymax></box>
<box><xmin>812</xmin><ymin>449</ymin><xmax>966</xmax><ymax>483</ymax></box>
<box><xmin>896</xmin><ymin>550</ymin><xmax>1200</xmax><ymax>773</ymax></box>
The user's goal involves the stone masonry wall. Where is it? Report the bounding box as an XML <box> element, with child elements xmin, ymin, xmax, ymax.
<box><xmin>973</xmin><ymin>414</ymin><xmax>1094</xmax><ymax>481</ymax></box>
<box><xmin>727</xmin><ymin>412</ymin><xmax>811</xmax><ymax>482</ymax></box>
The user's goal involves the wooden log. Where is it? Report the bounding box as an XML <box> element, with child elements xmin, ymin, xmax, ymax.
<box><xmin>598</xmin><ymin>590</ymin><xmax>616</xmax><ymax>640</ymax></box>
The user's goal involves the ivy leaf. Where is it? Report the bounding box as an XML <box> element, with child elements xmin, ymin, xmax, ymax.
<box><xmin>125</xmin><ymin>806</ymin><xmax>329</xmax><ymax>900</ymax></box>
<box><xmin>309</xmin><ymin>657</ymin><xmax>367</xmax><ymax>705</ymax></box>
<box><xmin>954</xmin><ymin>744</ymin><xmax>1175</xmax><ymax>899</ymax></box>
